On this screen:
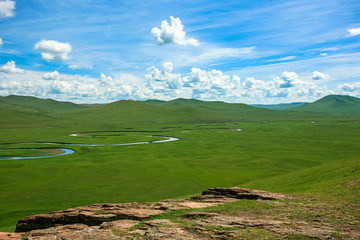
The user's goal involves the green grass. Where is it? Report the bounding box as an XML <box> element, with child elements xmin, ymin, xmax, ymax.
<box><xmin>244</xmin><ymin>157</ymin><xmax>360</xmax><ymax>204</ymax></box>
<box><xmin>0</xmin><ymin>148</ymin><xmax>63</xmax><ymax>158</ymax></box>
<box><xmin>0</xmin><ymin>95</ymin><xmax>359</xmax><ymax>232</ymax></box>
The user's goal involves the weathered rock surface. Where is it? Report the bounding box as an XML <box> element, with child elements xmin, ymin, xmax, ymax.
<box><xmin>135</xmin><ymin>219</ymin><xmax>209</xmax><ymax>240</ymax></box>
<box><xmin>201</xmin><ymin>187</ymin><xmax>292</xmax><ymax>200</ymax></box>
<box><xmin>26</xmin><ymin>224</ymin><xmax>121</xmax><ymax>240</ymax></box>
<box><xmin>15</xmin><ymin>205</ymin><xmax>164</xmax><ymax>232</ymax></box>
<box><xmin>0</xmin><ymin>232</ymin><xmax>23</xmax><ymax>240</ymax></box>
<box><xmin>15</xmin><ymin>194</ymin><xmax>238</xmax><ymax>233</ymax></box>
<box><xmin>1</xmin><ymin>187</ymin><xmax>358</xmax><ymax>239</ymax></box>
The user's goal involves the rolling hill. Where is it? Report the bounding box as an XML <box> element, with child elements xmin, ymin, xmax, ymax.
<box><xmin>0</xmin><ymin>95</ymin><xmax>87</xmax><ymax>114</ymax></box>
<box><xmin>289</xmin><ymin>95</ymin><xmax>360</xmax><ymax>114</ymax></box>
<box><xmin>252</xmin><ymin>102</ymin><xmax>307</xmax><ymax>110</ymax></box>
<box><xmin>1</xmin><ymin>94</ymin><xmax>359</xmax><ymax>126</ymax></box>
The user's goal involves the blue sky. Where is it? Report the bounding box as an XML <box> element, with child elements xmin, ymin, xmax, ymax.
<box><xmin>0</xmin><ymin>0</ymin><xmax>360</xmax><ymax>103</ymax></box>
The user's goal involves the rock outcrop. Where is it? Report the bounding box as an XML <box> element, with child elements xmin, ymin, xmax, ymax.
<box><xmin>0</xmin><ymin>187</ymin><xmax>358</xmax><ymax>239</ymax></box>
<box><xmin>201</xmin><ymin>187</ymin><xmax>291</xmax><ymax>200</ymax></box>
<box><xmin>14</xmin><ymin>191</ymin><xmax>242</xmax><ymax>233</ymax></box>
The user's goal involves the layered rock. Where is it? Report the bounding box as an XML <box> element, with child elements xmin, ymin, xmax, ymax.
<box><xmin>15</xmin><ymin>192</ymin><xmax>240</xmax><ymax>232</ymax></box>
<box><xmin>201</xmin><ymin>187</ymin><xmax>292</xmax><ymax>200</ymax></box>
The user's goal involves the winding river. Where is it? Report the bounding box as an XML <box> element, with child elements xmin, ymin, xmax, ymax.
<box><xmin>0</xmin><ymin>133</ymin><xmax>179</xmax><ymax>161</ymax></box>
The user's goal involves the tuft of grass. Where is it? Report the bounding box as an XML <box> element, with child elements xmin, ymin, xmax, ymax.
<box><xmin>284</xmin><ymin>233</ymin><xmax>318</xmax><ymax>239</ymax></box>
<box><xmin>21</xmin><ymin>234</ymin><xmax>28</xmax><ymax>240</ymax></box>
<box><xmin>94</xmin><ymin>210</ymin><xmax>108</xmax><ymax>215</ymax></box>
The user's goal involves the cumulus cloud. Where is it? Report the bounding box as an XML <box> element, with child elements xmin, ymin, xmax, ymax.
<box><xmin>347</xmin><ymin>28</ymin><xmax>360</xmax><ymax>37</ymax></box>
<box><xmin>42</xmin><ymin>70</ymin><xmax>60</xmax><ymax>80</ymax></box>
<box><xmin>0</xmin><ymin>62</ymin><xmax>334</xmax><ymax>104</ymax></box>
<box><xmin>145</xmin><ymin>63</ymin><xmax>331</xmax><ymax>102</ymax></box>
<box><xmin>34</xmin><ymin>40</ymin><xmax>72</xmax><ymax>61</ymax></box>
<box><xmin>0</xmin><ymin>0</ymin><xmax>15</xmax><ymax>18</ymax></box>
<box><xmin>338</xmin><ymin>82</ymin><xmax>360</xmax><ymax>93</ymax></box>
<box><xmin>278</xmin><ymin>71</ymin><xmax>298</xmax><ymax>88</ymax></box>
<box><xmin>0</xmin><ymin>69</ymin><xmax>146</xmax><ymax>103</ymax></box>
<box><xmin>0</xmin><ymin>61</ymin><xmax>25</xmax><ymax>74</ymax></box>
<box><xmin>99</xmin><ymin>73</ymin><xmax>113</xmax><ymax>85</ymax></box>
<box><xmin>312</xmin><ymin>71</ymin><xmax>329</xmax><ymax>80</ymax></box>
<box><xmin>151</xmin><ymin>16</ymin><xmax>199</xmax><ymax>46</ymax></box>
<box><xmin>146</xmin><ymin>62</ymin><xmax>183</xmax><ymax>89</ymax></box>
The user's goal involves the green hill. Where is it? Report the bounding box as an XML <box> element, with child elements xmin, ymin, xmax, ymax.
<box><xmin>290</xmin><ymin>95</ymin><xmax>360</xmax><ymax>114</ymax></box>
<box><xmin>0</xmin><ymin>95</ymin><xmax>86</xmax><ymax>114</ymax></box>
<box><xmin>54</xmin><ymin>99</ymin><xmax>226</xmax><ymax>123</ymax></box>
<box><xmin>158</xmin><ymin>98</ymin><xmax>283</xmax><ymax>118</ymax></box>
<box><xmin>50</xmin><ymin>98</ymin><xmax>288</xmax><ymax>124</ymax></box>
<box><xmin>0</xmin><ymin>95</ymin><xmax>287</xmax><ymax>125</ymax></box>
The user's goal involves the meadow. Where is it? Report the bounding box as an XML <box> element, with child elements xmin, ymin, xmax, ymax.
<box><xmin>0</xmin><ymin>95</ymin><xmax>359</xmax><ymax>232</ymax></box>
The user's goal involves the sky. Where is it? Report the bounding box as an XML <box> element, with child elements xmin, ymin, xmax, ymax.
<box><xmin>0</xmin><ymin>0</ymin><xmax>360</xmax><ymax>104</ymax></box>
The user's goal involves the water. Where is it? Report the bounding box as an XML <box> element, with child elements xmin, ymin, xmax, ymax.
<box><xmin>0</xmin><ymin>148</ymin><xmax>75</xmax><ymax>161</ymax></box>
<box><xmin>0</xmin><ymin>135</ymin><xmax>179</xmax><ymax>161</ymax></box>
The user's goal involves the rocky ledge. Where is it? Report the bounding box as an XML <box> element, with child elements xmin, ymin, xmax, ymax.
<box><xmin>1</xmin><ymin>187</ymin><xmax>359</xmax><ymax>239</ymax></box>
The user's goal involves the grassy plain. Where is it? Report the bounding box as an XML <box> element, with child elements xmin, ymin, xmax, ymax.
<box><xmin>0</xmin><ymin>95</ymin><xmax>359</xmax><ymax>232</ymax></box>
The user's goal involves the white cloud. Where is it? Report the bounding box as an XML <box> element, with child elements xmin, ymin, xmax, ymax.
<box><xmin>99</xmin><ymin>73</ymin><xmax>113</xmax><ymax>86</ymax></box>
<box><xmin>68</xmin><ymin>65</ymin><xmax>81</xmax><ymax>70</ymax></box>
<box><xmin>42</xmin><ymin>70</ymin><xmax>60</xmax><ymax>80</ymax></box>
<box><xmin>0</xmin><ymin>37</ymin><xmax>2</xmax><ymax>46</ymax></box>
<box><xmin>278</xmin><ymin>71</ymin><xmax>298</xmax><ymax>88</ymax></box>
<box><xmin>338</xmin><ymin>82</ymin><xmax>360</xmax><ymax>93</ymax></box>
<box><xmin>68</xmin><ymin>64</ymin><xmax>93</xmax><ymax>70</ymax></box>
<box><xmin>312</xmin><ymin>71</ymin><xmax>329</xmax><ymax>81</ymax></box>
<box><xmin>320</xmin><ymin>53</ymin><xmax>327</xmax><ymax>56</ymax></box>
<box><xmin>347</xmin><ymin>28</ymin><xmax>360</xmax><ymax>37</ymax></box>
<box><xmin>34</xmin><ymin>40</ymin><xmax>72</xmax><ymax>61</ymax></box>
<box><xmin>151</xmin><ymin>16</ymin><xmax>200</xmax><ymax>46</ymax></box>
<box><xmin>0</xmin><ymin>63</ymin><xmax>334</xmax><ymax>104</ymax></box>
<box><xmin>146</xmin><ymin>62</ymin><xmax>183</xmax><ymax>89</ymax></box>
<box><xmin>0</xmin><ymin>61</ymin><xmax>25</xmax><ymax>74</ymax></box>
<box><xmin>0</xmin><ymin>0</ymin><xmax>15</xmax><ymax>18</ymax></box>
<box><xmin>268</xmin><ymin>56</ymin><xmax>296</xmax><ymax>62</ymax></box>
<box><xmin>145</xmin><ymin>62</ymin><xmax>331</xmax><ymax>103</ymax></box>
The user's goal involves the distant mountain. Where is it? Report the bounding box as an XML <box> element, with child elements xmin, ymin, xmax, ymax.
<box><xmin>157</xmin><ymin>98</ymin><xmax>274</xmax><ymax>117</ymax></box>
<box><xmin>0</xmin><ymin>95</ymin><xmax>86</xmax><ymax>114</ymax></box>
<box><xmin>289</xmin><ymin>95</ymin><xmax>360</xmax><ymax>114</ymax></box>
<box><xmin>54</xmin><ymin>98</ymin><xmax>223</xmax><ymax>123</ymax></box>
<box><xmin>252</xmin><ymin>102</ymin><xmax>308</xmax><ymax>111</ymax></box>
<box><xmin>51</xmin><ymin>97</ymin><xmax>288</xmax><ymax>124</ymax></box>
<box><xmin>4</xmin><ymin>94</ymin><xmax>359</xmax><ymax>126</ymax></box>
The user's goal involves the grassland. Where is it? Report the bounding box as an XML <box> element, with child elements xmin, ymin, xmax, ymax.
<box><xmin>0</xmin><ymin>95</ymin><xmax>359</xmax><ymax>233</ymax></box>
